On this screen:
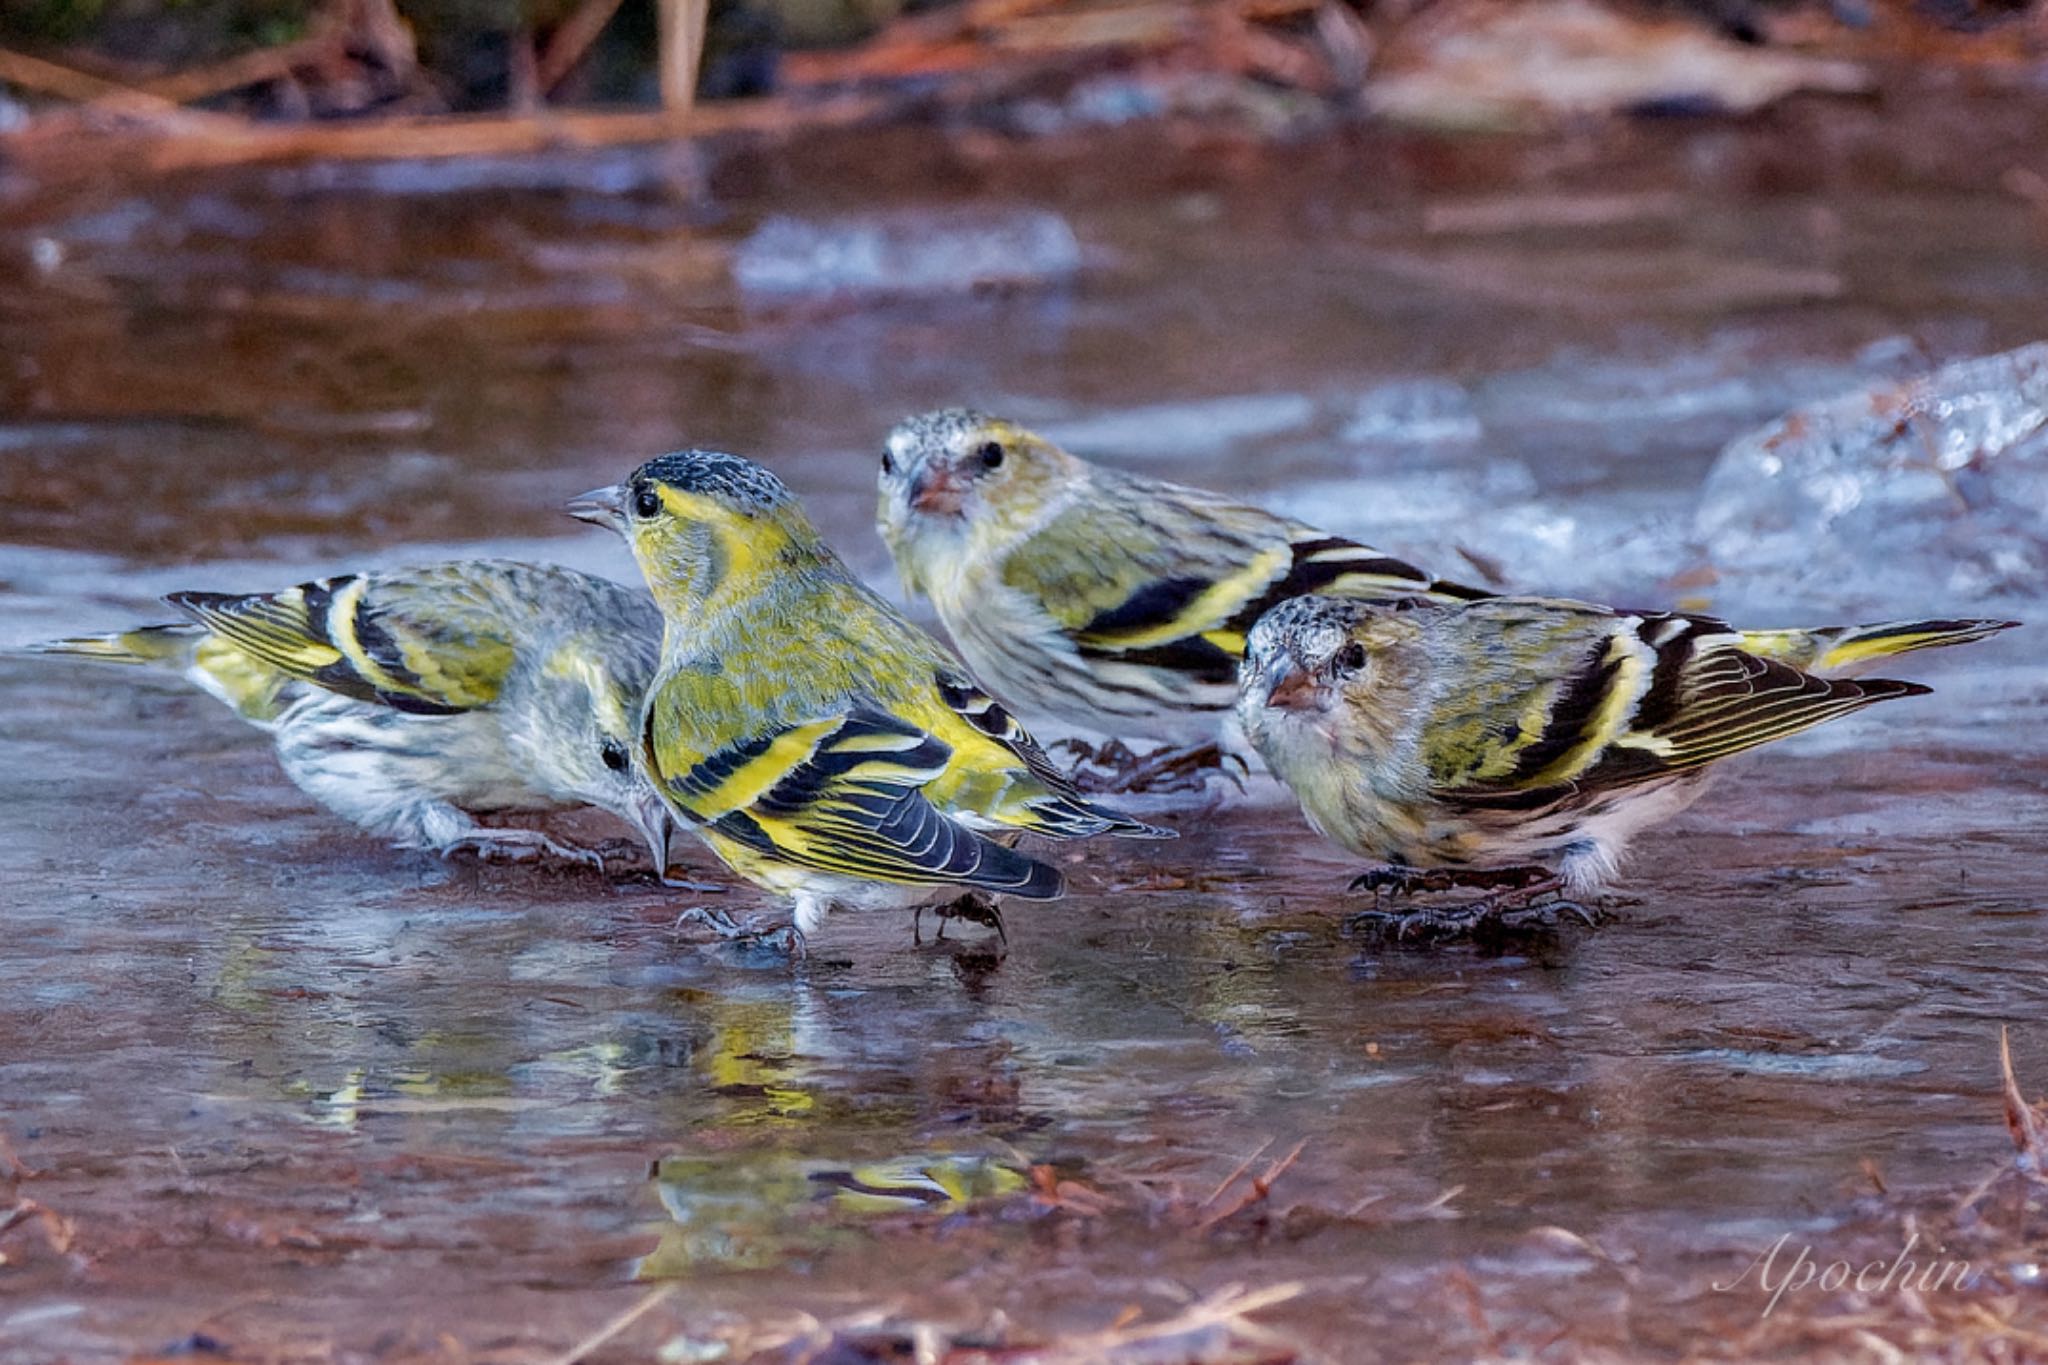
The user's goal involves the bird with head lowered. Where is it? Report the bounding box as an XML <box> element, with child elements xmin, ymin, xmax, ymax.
<box><xmin>570</xmin><ymin>449</ymin><xmax>1169</xmax><ymax>950</ymax></box>
<box><xmin>28</xmin><ymin>560</ymin><xmax>698</xmax><ymax>882</ymax></box>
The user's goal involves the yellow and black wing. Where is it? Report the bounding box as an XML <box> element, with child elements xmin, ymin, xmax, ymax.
<box><xmin>1736</xmin><ymin>616</ymin><xmax>2017</xmax><ymax>675</ymax></box>
<box><xmin>166</xmin><ymin>566</ymin><xmax>517</xmax><ymax>716</ymax></box>
<box><xmin>923</xmin><ymin>670</ymin><xmax>1171</xmax><ymax>840</ymax></box>
<box><xmin>1609</xmin><ymin>615</ymin><xmax>1930</xmax><ymax>775</ymax></box>
<box><xmin>1422</xmin><ymin>606</ymin><xmax>1927</xmax><ymax>809</ymax></box>
<box><xmin>1005</xmin><ymin>477</ymin><xmax>1483</xmax><ymax>686</ymax></box>
<box><xmin>654</xmin><ymin>702</ymin><xmax>1066</xmax><ymax>897</ymax></box>
<box><xmin>24</xmin><ymin>622</ymin><xmax>300</xmax><ymax>723</ymax></box>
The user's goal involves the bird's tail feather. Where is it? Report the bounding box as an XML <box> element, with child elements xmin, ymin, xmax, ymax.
<box><xmin>1026</xmin><ymin>794</ymin><xmax>1174</xmax><ymax>841</ymax></box>
<box><xmin>20</xmin><ymin>623</ymin><xmax>205</xmax><ymax>667</ymax></box>
<box><xmin>23</xmin><ymin>624</ymin><xmax>299</xmax><ymax>724</ymax></box>
<box><xmin>1739</xmin><ymin>618</ymin><xmax>2018</xmax><ymax>676</ymax></box>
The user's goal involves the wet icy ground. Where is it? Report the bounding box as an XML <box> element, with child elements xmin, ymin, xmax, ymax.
<box><xmin>1</xmin><ymin>99</ymin><xmax>2045</xmax><ymax>1360</ymax></box>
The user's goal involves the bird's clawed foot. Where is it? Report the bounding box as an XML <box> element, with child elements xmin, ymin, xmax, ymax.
<box><xmin>655</xmin><ymin>869</ymin><xmax>727</xmax><ymax>893</ymax></box>
<box><xmin>1344</xmin><ymin>873</ymin><xmax>1604</xmax><ymax>943</ymax></box>
<box><xmin>674</xmin><ymin>906</ymin><xmax>806</xmax><ymax>957</ymax></box>
<box><xmin>1345</xmin><ymin>863</ymin><xmax>1551</xmax><ymax>902</ymax></box>
<box><xmin>1054</xmin><ymin>739</ymin><xmax>1249</xmax><ymax>796</ymax></box>
<box><xmin>442</xmin><ymin>828</ymin><xmax>605</xmax><ymax>872</ymax></box>
<box><xmin>585</xmin><ymin>838</ymin><xmax>725</xmax><ymax>891</ymax></box>
<box><xmin>592</xmin><ymin>836</ymin><xmax>651</xmax><ymax>868</ymax></box>
<box><xmin>914</xmin><ymin>893</ymin><xmax>1008</xmax><ymax>948</ymax></box>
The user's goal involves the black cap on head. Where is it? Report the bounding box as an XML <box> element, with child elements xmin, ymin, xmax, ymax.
<box><xmin>632</xmin><ymin>450</ymin><xmax>792</xmax><ymax>512</ymax></box>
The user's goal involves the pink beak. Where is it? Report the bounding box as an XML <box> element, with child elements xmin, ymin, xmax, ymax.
<box><xmin>1263</xmin><ymin>661</ymin><xmax>1319</xmax><ymax>712</ymax></box>
<box><xmin>909</xmin><ymin>468</ymin><xmax>969</xmax><ymax>517</ymax></box>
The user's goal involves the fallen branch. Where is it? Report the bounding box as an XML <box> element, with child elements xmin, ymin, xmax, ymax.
<box><xmin>1040</xmin><ymin>1280</ymin><xmax>1307</xmax><ymax>1361</ymax></box>
<box><xmin>0</xmin><ymin>47</ymin><xmax>175</xmax><ymax>109</ymax></box>
<box><xmin>0</xmin><ymin>91</ymin><xmax>890</xmax><ymax>184</ymax></box>
<box><xmin>657</xmin><ymin>0</ymin><xmax>710</xmax><ymax>112</ymax></box>
<box><xmin>1955</xmin><ymin>1029</ymin><xmax>2048</xmax><ymax>1224</ymax></box>
<box><xmin>0</xmin><ymin>1197</ymin><xmax>76</xmax><ymax>1257</ymax></box>
<box><xmin>538</xmin><ymin>0</ymin><xmax>631</xmax><ymax>94</ymax></box>
<box><xmin>131</xmin><ymin>33</ymin><xmax>343</xmax><ymax>107</ymax></box>
<box><xmin>1199</xmin><ymin>1137</ymin><xmax>1275</xmax><ymax>1209</ymax></box>
<box><xmin>5</xmin><ymin>0</ymin><xmax>411</xmax><ymax>113</ymax></box>
<box><xmin>0</xmin><ymin>1130</ymin><xmax>41</xmax><ymax>1182</ymax></box>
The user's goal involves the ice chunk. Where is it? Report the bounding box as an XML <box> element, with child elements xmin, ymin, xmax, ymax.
<box><xmin>733</xmin><ymin>208</ymin><xmax>1081</xmax><ymax>301</ymax></box>
<box><xmin>1340</xmin><ymin>379</ymin><xmax>1483</xmax><ymax>447</ymax></box>
<box><xmin>1259</xmin><ymin>468</ymin><xmax>1693</xmax><ymax>602</ymax></box>
<box><xmin>1037</xmin><ymin>393</ymin><xmax>1318</xmax><ymax>462</ymax></box>
<box><xmin>1696</xmin><ymin>343</ymin><xmax>2048</xmax><ymax>614</ymax></box>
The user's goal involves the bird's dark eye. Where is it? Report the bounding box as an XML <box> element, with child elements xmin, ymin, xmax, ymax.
<box><xmin>632</xmin><ymin>485</ymin><xmax>662</xmax><ymax>519</ymax></box>
<box><xmin>880</xmin><ymin>450</ymin><xmax>895</xmax><ymax>476</ymax></box>
<box><xmin>977</xmin><ymin>440</ymin><xmax>1004</xmax><ymax>470</ymax></box>
<box><xmin>601</xmin><ymin>739</ymin><xmax>630</xmax><ymax>772</ymax></box>
<box><xmin>1335</xmin><ymin>642</ymin><xmax>1368</xmax><ymax>675</ymax></box>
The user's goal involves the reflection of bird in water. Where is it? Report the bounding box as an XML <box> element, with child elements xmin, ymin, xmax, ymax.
<box><xmin>645</xmin><ymin>977</ymin><xmax>847</xmax><ymax>1129</ymax></box>
<box><xmin>693</xmin><ymin>984</ymin><xmax>821</xmax><ymax>1123</ymax></box>
<box><xmin>808</xmin><ymin>1154</ymin><xmax>1027</xmax><ymax>1213</ymax></box>
<box><xmin>641</xmin><ymin>1147</ymin><xmax>1028</xmax><ymax>1277</ymax></box>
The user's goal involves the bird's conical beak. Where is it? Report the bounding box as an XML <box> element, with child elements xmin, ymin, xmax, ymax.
<box><xmin>566</xmin><ymin>485</ymin><xmax>628</xmax><ymax>534</ymax></box>
<box><xmin>629</xmin><ymin>790</ymin><xmax>675</xmax><ymax>874</ymax></box>
<box><xmin>1259</xmin><ymin>655</ymin><xmax>1318</xmax><ymax>712</ymax></box>
<box><xmin>907</xmin><ymin>468</ymin><xmax>968</xmax><ymax>517</ymax></box>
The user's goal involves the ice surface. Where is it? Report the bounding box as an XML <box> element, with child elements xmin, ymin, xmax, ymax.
<box><xmin>733</xmin><ymin>208</ymin><xmax>1082</xmax><ymax>301</ymax></box>
<box><xmin>1339</xmin><ymin>379</ymin><xmax>1484</xmax><ymax>447</ymax></box>
<box><xmin>1036</xmin><ymin>393</ymin><xmax>1319</xmax><ymax>462</ymax></box>
<box><xmin>1696</xmin><ymin>342</ymin><xmax>2048</xmax><ymax>616</ymax></box>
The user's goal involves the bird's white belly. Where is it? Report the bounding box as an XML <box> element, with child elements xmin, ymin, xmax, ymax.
<box><xmin>274</xmin><ymin>694</ymin><xmax>546</xmax><ymax>831</ymax></box>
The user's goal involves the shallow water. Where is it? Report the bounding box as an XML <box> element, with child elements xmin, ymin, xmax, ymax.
<box><xmin>2</xmin><ymin>90</ymin><xmax>2045</xmax><ymax>1360</ymax></box>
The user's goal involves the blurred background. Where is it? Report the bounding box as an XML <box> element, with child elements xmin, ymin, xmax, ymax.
<box><xmin>1</xmin><ymin>0</ymin><xmax>2044</xmax><ymax>619</ymax></box>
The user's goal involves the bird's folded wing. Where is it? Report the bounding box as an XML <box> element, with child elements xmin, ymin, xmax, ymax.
<box><xmin>1610</xmin><ymin>626</ymin><xmax>1928</xmax><ymax>774</ymax></box>
<box><xmin>167</xmin><ymin>569</ymin><xmax>515</xmax><ymax>716</ymax></box>
<box><xmin>931</xmin><ymin>669</ymin><xmax>1081</xmax><ymax>792</ymax></box>
<box><xmin>665</xmin><ymin>706</ymin><xmax>1064</xmax><ymax>894</ymax></box>
<box><xmin>1426</xmin><ymin>613</ymin><xmax>1925</xmax><ymax>809</ymax></box>
<box><xmin>1004</xmin><ymin>497</ymin><xmax>1475</xmax><ymax>684</ymax></box>
<box><xmin>925</xmin><ymin>671</ymin><xmax>1172</xmax><ymax>840</ymax></box>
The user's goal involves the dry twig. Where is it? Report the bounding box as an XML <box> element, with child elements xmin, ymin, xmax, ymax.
<box><xmin>544</xmin><ymin>1284</ymin><xmax>677</xmax><ymax>1365</ymax></box>
<box><xmin>538</xmin><ymin>0</ymin><xmax>630</xmax><ymax>94</ymax></box>
<box><xmin>1998</xmin><ymin>1026</ymin><xmax>2046</xmax><ymax>1176</ymax></box>
<box><xmin>0</xmin><ymin>1197</ymin><xmax>76</xmax><ymax>1257</ymax></box>
<box><xmin>1038</xmin><ymin>1280</ymin><xmax>1308</xmax><ymax>1361</ymax></box>
<box><xmin>1194</xmin><ymin>1138</ymin><xmax>1307</xmax><ymax>1232</ymax></box>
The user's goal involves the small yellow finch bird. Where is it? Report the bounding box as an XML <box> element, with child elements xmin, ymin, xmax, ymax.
<box><xmin>1238</xmin><ymin>593</ymin><xmax>2015</xmax><ymax>939</ymax></box>
<box><xmin>878</xmin><ymin>409</ymin><xmax>2014</xmax><ymax>786</ymax></box>
<box><xmin>569</xmin><ymin>449</ymin><xmax>1168</xmax><ymax>945</ymax></box>
<box><xmin>28</xmin><ymin>560</ymin><xmax>696</xmax><ymax>881</ymax></box>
